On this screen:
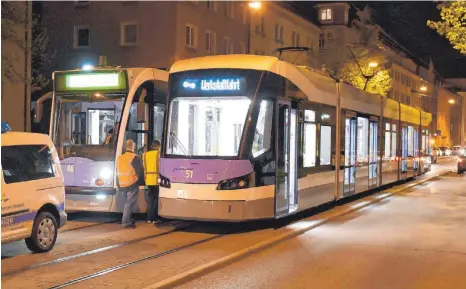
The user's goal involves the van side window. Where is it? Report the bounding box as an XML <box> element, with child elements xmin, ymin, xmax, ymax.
<box><xmin>1</xmin><ymin>145</ymin><xmax>55</xmax><ymax>184</ymax></box>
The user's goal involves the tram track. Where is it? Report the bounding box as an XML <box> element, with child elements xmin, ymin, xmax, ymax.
<box><xmin>2</xmin><ymin>220</ymin><xmax>195</xmax><ymax>277</ymax></box>
<box><xmin>46</xmin><ymin>232</ymin><xmax>227</xmax><ymax>289</ymax></box>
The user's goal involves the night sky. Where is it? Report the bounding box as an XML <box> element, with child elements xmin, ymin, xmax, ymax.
<box><xmin>292</xmin><ymin>1</ymin><xmax>466</xmax><ymax>78</ymax></box>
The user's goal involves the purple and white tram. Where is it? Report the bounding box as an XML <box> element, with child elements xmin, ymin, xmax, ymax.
<box><xmin>158</xmin><ymin>55</ymin><xmax>432</xmax><ymax>221</ymax></box>
<box><xmin>35</xmin><ymin>67</ymin><xmax>168</xmax><ymax>212</ymax></box>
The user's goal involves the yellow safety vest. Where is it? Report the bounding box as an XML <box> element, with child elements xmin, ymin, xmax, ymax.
<box><xmin>116</xmin><ymin>152</ymin><xmax>138</xmax><ymax>188</ymax></box>
<box><xmin>142</xmin><ymin>149</ymin><xmax>160</xmax><ymax>186</ymax></box>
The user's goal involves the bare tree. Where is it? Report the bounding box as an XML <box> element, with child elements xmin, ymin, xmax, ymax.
<box><xmin>2</xmin><ymin>1</ymin><xmax>54</xmax><ymax>91</ymax></box>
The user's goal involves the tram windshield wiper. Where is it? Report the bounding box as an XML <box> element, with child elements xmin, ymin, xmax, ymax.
<box><xmin>169</xmin><ymin>131</ymin><xmax>190</xmax><ymax>156</ymax></box>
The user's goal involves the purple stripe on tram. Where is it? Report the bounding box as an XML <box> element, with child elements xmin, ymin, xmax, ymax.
<box><xmin>160</xmin><ymin>158</ymin><xmax>253</xmax><ymax>184</ymax></box>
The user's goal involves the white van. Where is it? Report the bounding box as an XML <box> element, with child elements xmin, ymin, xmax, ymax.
<box><xmin>1</xmin><ymin>123</ymin><xmax>67</xmax><ymax>252</ymax></box>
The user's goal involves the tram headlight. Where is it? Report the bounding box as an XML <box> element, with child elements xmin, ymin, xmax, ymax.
<box><xmin>100</xmin><ymin>167</ymin><xmax>112</xmax><ymax>179</ymax></box>
<box><xmin>217</xmin><ymin>174</ymin><xmax>251</xmax><ymax>190</ymax></box>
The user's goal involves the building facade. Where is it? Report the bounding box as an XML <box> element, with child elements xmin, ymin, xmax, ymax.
<box><xmin>41</xmin><ymin>1</ymin><xmax>248</xmax><ymax>72</ymax></box>
<box><xmin>248</xmin><ymin>2</ymin><xmax>320</xmax><ymax>66</ymax></box>
<box><xmin>1</xmin><ymin>1</ymin><xmax>32</xmax><ymax>132</ymax></box>
<box><xmin>314</xmin><ymin>1</ymin><xmax>464</xmax><ymax>147</ymax></box>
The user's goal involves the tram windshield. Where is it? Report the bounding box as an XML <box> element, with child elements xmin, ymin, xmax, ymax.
<box><xmin>166</xmin><ymin>96</ymin><xmax>251</xmax><ymax>157</ymax></box>
<box><xmin>53</xmin><ymin>98</ymin><xmax>124</xmax><ymax>160</ymax></box>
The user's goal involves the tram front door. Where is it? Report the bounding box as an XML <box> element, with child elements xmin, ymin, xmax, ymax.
<box><xmin>344</xmin><ymin>115</ymin><xmax>357</xmax><ymax>196</ymax></box>
<box><xmin>275</xmin><ymin>101</ymin><xmax>298</xmax><ymax>217</ymax></box>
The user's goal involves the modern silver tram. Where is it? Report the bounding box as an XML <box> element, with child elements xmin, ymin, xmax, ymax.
<box><xmin>158</xmin><ymin>55</ymin><xmax>432</xmax><ymax>221</ymax></box>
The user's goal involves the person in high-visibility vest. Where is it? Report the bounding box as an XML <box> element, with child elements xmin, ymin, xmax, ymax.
<box><xmin>142</xmin><ymin>140</ymin><xmax>161</xmax><ymax>224</ymax></box>
<box><xmin>116</xmin><ymin>139</ymin><xmax>144</xmax><ymax>229</ymax></box>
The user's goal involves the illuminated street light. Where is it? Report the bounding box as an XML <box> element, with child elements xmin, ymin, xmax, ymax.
<box><xmin>449</xmin><ymin>99</ymin><xmax>456</xmax><ymax>104</ymax></box>
<box><xmin>420</xmin><ymin>85</ymin><xmax>428</xmax><ymax>92</ymax></box>
<box><xmin>248</xmin><ymin>1</ymin><xmax>261</xmax><ymax>9</ymax></box>
<box><xmin>430</xmin><ymin>139</ymin><xmax>435</xmax><ymax>145</ymax></box>
<box><xmin>368</xmin><ymin>61</ymin><xmax>378</xmax><ymax>68</ymax></box>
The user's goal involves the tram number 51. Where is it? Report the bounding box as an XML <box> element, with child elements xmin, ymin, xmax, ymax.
<box><xmin>185</xmin><ymin>169</ymin><xmax>193</xmax><ymax>179</ymax></box>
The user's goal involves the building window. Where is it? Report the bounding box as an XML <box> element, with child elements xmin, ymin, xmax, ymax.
<box><xmin>292</xmin><ymin>31</ymin><xmax>300</xmax><ymax>46</ymax></box>
<box><xmin>321</xmin><ymin>8</ymin><xmax>332</xmax><ymax>20</ymax></box>
<box><xmin>224</xmin><ymin>37</ymin><xmax>233</xmax><ymax>54</ymax></box>
<box><xmin>319</xmin><ymin>33</ymin><xmax>325</xmax><ymax>50</ymax></box>
<box><xmin>205</xmin><ymin>31</ymin><xmax>216</xmax><ymax>53</ymax></box>
<box><xmin>224</xmin><ymin>2</ymin><xmax>234</xmax><ymax>18</ymax></box>
<box><xmin>185</xmin><ymin>24</ymin><xmax>196</xmax><ymax>48</ymax></box>
<box><xmin>74</xmin><ymin>25</ymin><xmax>90</xmax><ymax>48</ymax></box>
<box><xmin>206</xmin><ymin>1</ymin><xmax>217</xmax><ymax>11</ymax></box>
<box><xmin>274</xmin><ymin>24</ymin><xmax>280</xmax><ymax>41</ymax></box>
<box><xmin>256</xmin><ymin>16</ymin><xmax>265</xmax><ymax>34</ymax></box>
<box><xmin>120</xmin><ymin>22</ymin><xmax>138</xmax><ymax>46</ymax></box>
<box><xmin>327</xmin><ymin>33</ymin><xmax>333</xmax><ymax>42</ymax></box>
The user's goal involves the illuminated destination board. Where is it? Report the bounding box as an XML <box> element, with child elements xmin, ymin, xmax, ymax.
<box><xmin>182</xmin><ymin>78</ymin><xmax>245</xmax><ymax>94</ymax></box>
<box><xmin>55</xmin><ymin>71</ymin><xmax>128</xmax><ymax>92</ymax></box>
<box><xmin>66</xmin><ymin>73</ymin><xmax>119</xmax><ymax>89</ymax></box>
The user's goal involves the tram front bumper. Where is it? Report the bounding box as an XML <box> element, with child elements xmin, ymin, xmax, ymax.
<box><xmin>158</xmin><ymin>197</ymin><xmax>274</xmax><ymax>222</ymax></box>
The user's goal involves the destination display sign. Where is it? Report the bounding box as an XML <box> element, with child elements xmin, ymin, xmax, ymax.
<box><xmin>55</xmin><ymin>71</ymin><xmax>128</xmax><ymax>93</ymax></box>
<box><xmin>181</xmin><ymin>77</ymin><xmax>246</xmax><ymax>94</ymax></box>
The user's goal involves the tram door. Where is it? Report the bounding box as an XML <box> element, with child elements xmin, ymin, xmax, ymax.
<box><xmin>344</xmin><ymin>115</ymin><xmax>357</xmax><ymax>196</ymax></box>
<box><xmin>401</xmin><ymin>126</ymin><xmax>408</xmax><ymax>179</ymax></box>
<box><xmin>275</xmin><ymin>101</ymin><xmax>298</xmax><ymax>217</ymax></box>
<box><xmin>368</xmin><ymin>119</ymin><xmax>378</xmax><ymax>188</ymax></box>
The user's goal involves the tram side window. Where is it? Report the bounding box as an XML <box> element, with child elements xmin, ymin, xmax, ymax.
<box><xmin>408</xmin><ymin>126</ymin><xmax>414</xmax><ymax>157</ymax></box>
<box><xmin>153</xmin><ymin>104</ymin><xmax>165</xmax><ymax>143</ymax></box>
<box><xmin>392</xmin><ymin>124</ymin><xmax>397</xmax><ymax>158</ymax></box>
<box><xmin>384</xmin><ymin>123</ymin><xmax>391</xmax><ymax>160</ymax></box>
<box><xmin>357</xmin><ymin>117</ymin><xmax>369</xmax><ymax>166</ymax></box>
<box><xmin>1</xmin><ymin>145</ymin><xmax>55</xmax><ymax>184</ymax></box>
<box><xmin>320</xmin><ymin>126</ymin><xmax>331</xmax><ymax>165</ymax></box>
<box><xmin>303</xmin><ymin>110</ymin><xmax>316</xmax><ymax>167</ymax></box>
<box><xmin>252</xmin><ymin>100</ymin><xmax>273</xmax><ymax>158</ymax></box>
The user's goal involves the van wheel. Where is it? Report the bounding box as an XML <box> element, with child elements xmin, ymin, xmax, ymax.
<box><xmin>25</xmin><ymin>212</ymin><xmax>58</xmax><ymax>253</ymax></box>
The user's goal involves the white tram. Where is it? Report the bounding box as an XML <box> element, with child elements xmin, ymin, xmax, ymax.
<box><xmin>158</xmin><ymin>55</ymin><xmax>432</xmax><ymax>221</ymax></box>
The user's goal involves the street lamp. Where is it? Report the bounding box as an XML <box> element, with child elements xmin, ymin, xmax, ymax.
<box><xmin>420</xmin><ymin>85</ymin><xmax>428</xmax><ymax>92</ymax></box>
<box><xmin>449</xmin><ymin>99</ymin><xmax>456</xmax><ymax>104</ymax></box>
<box><xmin>246</xmin><ymin>1</ymin><xmax>261</xmax><ymax>54</ymax></box>
<box><xmin>368</xmin><ymin>61</ymin><xmax>378</xmax><ymax>68</ymax></box>
<box><xmin>248</xmin><ymin>1</ymin><xmax>261</xmax><ymax>9</ymax></box>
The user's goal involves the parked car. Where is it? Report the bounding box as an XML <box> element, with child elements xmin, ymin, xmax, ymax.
<box><xmin>458</xmin><ymin>154</ymin><xmax>466</xmax><ymax>174</ymax></box>
<box><xmin>439</xmin><ymin>146</ymin><xmax>452</xmax><ymax>156</ymax></box>
<box><xmin>1</xmin><ymin>122</ymin><xmax>67</xmax><ymax>253</ymax></box>
<box><xmin>452</xmin><ymin>146</ymin><xmax>462</xmax><ymax>155</ymax></box>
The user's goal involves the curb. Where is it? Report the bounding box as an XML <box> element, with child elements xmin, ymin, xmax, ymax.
<box><xmin>144</xmin><ymin>168</ymin><xmax>451</xmax><ymax>289</ymax></box>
